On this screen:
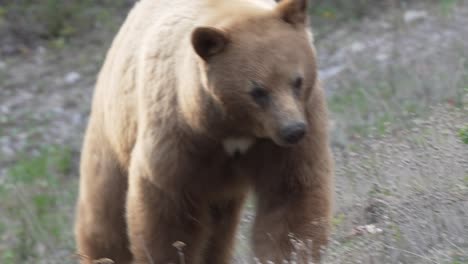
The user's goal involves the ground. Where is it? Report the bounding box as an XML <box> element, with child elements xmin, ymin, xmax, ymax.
<box><xmin>0</xmin><ymin>1</ymin><xmax>467</xmax><ymax>263</ymax></box>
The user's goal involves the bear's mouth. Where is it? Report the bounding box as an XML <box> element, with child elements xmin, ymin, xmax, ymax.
<box><xmin>222</xmin><ymin>137</ymin><xmax>255</xmax><ymax>156</ymax></box>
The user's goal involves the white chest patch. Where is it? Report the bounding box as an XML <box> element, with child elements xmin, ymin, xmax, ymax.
<box><xmin>249</xmin><ymin>0</ymin><xmax>276</xmax><ymax>10</ymax></box>
<box><xmin>223</xmin><ymin>137</ymin><xmax>255</xmax><ymax>156</ymax></box>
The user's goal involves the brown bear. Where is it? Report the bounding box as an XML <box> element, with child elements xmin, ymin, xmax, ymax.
<box><xmin>74</xmin><ymin>0</ymin><xmax>334</xmax><ymax>263</ymax></box>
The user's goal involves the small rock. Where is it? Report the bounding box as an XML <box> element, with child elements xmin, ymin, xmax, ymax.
<box><xmin>365</xmin><ymin>224</ymin><xmax>383</xmax><ymax>234</ymax></box>
<box><xmin>376</xmin><ymin>53</ymin><xmax>389</xmax><ymax>62</ymax></box>
<box><xmin>329</xmin><ymin>119</ymin><xmax>336</xmax><ymax>133</ymax></box>
<box><xmin>404</xmin><ymin>10</ymin><xmax>428</xmax><ymax>24</ymax></box>
<box><xmin>319</xmin><ymin>65</ymin><xmax>345</xmax><ymax>80</ymax></box>
<box><xmin>1</xmin><ymin>145</ymin><xmax>14</xmax><ymax>157</ymax></box>
<box><xmin>350</xmin><ymin>224</ymin><xmax>383</xmax><ymax>237</ymax></box>
<box><xmin>379</xmin><ymin>21</ymin><xmax>392</xmax><ymax>30</ymax></box>
<box><xmin>37</xmin><ymin>46</ymin><xmax>46</xmax><ymax>55</ymax></box>
<box><xmin>350</xmin><ymin>42</ymin><xmax>365</xmax><ymax>53</ymax></box>
<box><xmin>0</xmin><ymin>105</ymin><xmax>8</xmax><ymax>114</ymax></box>
<box><xmin>64</xmin><ymin>71</ymin><xmax>81</xmax><ymax>84</ymax></box>
<box><xmin>72</xmin><ymin>113</ymin><xmax>83</xmax><ymax>125</ymax></box>
<box><xmin>2</xmin><ymin>44</ymin><xmax>17</xmax><ymax>55</ymax></box>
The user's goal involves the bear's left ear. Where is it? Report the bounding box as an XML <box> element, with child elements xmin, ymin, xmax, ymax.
<box><xmin>275</xmin><ymin>0</ymin><xmax>308</xmax><ymax>26</ymax></box>
<box><xmin>191</xmin><ymin>27</ymin><xmax>229</xmax><ymax>60</ymax></box>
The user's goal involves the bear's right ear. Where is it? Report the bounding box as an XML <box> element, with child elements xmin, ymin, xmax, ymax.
<box><xmin>275</xmin><ymin>0</ymin><xmax>308</xmax><ymax>26</ymax></box>
<box><xmin>191</xmin><ymin>27</ymin><xmax>229</xmax><ymax>60</ymax></box>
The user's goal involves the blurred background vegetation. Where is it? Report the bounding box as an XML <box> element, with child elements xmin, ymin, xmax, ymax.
<box><xmin>0</xmin><ymin>0</ymin><xmax>467</xmax><ymax>263</ymax></box>
<box><xmin>0</xmin><ymin>0</ymin><xmax>134</xmax><ymax>49</ymax></box>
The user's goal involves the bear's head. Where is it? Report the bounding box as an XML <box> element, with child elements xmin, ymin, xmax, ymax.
<box><xmin>191</xmin><ymin>0</ymin><xmax>316</xmax><ymax>147</ymax></box>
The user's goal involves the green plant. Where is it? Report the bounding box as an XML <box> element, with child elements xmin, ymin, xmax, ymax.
<box><xmin>310</xmin><ymin>0</ymin><xmax>379</xmax><ymax>21</ymax></box>
<box><xmin>0</xmin><ymin>145</ymin><xmax>76</xmax><ymax>263</ymax></box>
<box><xmin>450</xmin><ymin>255</ymin><xmax>468</xmax><ymax>264</ymax></box>
<box><xmin>331</xmin><ymin>213</ymin><xmax>346</xmax><ymax>228</ymax></box>
<box><xmin>1</xmin><ymin>249</ymin><xmax>15</xmax><ymax>264</ymax></box>
<box><xmin>439</xmin><ymin>0</ymin><xmax>458</xmax><ymax>15</ymax></box>
<box><xmin>328</xmin><ymin>86</ymin><xmax>369</xmax><ymax>114</ymax></box>
<box><xmin>458</xmin><ymin>125</ymin><xmax>468</xmax><ymax>144</ymax></box>
<box><xmin>0</xmin><ymin>6</ymin><xmax>6</xmax><ymax>18</ymax></box>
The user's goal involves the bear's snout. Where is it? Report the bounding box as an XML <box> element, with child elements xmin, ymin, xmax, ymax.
<box><xmin>279</xmin><ymin>122</ymin><xmax>307</xmax><ymax>145</ymax></box>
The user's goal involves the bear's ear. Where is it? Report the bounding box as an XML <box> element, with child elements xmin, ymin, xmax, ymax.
<box><xmin>191</xmin><ymin>27</ymin><xmax>229</xmax><ymax>60</ymax></box>
<box><xmin>275</xmin><ymin>0</ymin><xmax>308</xmax><ymax>26</ymax></box>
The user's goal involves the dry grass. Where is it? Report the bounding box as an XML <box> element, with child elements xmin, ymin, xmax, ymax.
<box><xmin>232</xmin><ymin>105</ymin><xmax>468</xmax><ymax>264</ymax></box>
<box><xmin>322</xmin><ymin>106</ymin><xmax>467</xmax><ymax>264</ymax></box>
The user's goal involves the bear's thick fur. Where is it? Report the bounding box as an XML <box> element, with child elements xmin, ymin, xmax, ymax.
<box><xmin>74</xmin><ymin>0</ymin><xmax>334</xmax><ymax>263</ymax></box>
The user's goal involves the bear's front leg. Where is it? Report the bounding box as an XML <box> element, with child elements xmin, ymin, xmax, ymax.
<box><xmin>75</xmin><ymin>126</ymin><xmax>132</xmax><ymax>264</ymax></box>
<box><xmin>252</xmin><ymin>147</ymin><xmax>333</xmax><ymax>263</ymax></box>
<box><xmin>253</xmin><ymin>185</ymin><xmax>332</xmax><ymax>263</ymax></box>
<box><xmin>202</xmin><ymin>197</ymin><xmax>246</xmax><ymax>264</ymax></box>
<box><xmin>126</xmin><ymin>148</ymin><xmax>209</xmax><ymax>264</ymax></box>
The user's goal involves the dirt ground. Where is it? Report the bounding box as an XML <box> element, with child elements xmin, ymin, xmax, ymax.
<box><xmin>0</xmin><ymin>1</ymin><xmax>467</xmax><ymax>263</ymax></box>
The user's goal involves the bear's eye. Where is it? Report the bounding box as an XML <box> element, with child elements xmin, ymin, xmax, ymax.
<box><xmin>292</xmin><ymin>76</ymin><xmax>303</xmax><ymax>97</ymax></box>
<box><xmin>293</xmin><ymin>76</ymin><xmax>303</xmax><ymax>89</ymax></box>
<box><xmin>250</xmin><ymin>82</ymin><xmax>269</xmax><ymax>107</ymax></box>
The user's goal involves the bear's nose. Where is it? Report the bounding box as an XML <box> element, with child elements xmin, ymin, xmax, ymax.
<box><xmin>280</xmin><ymin>122</ymin><xmax>307</xmax><ymax>144</ymax></box>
